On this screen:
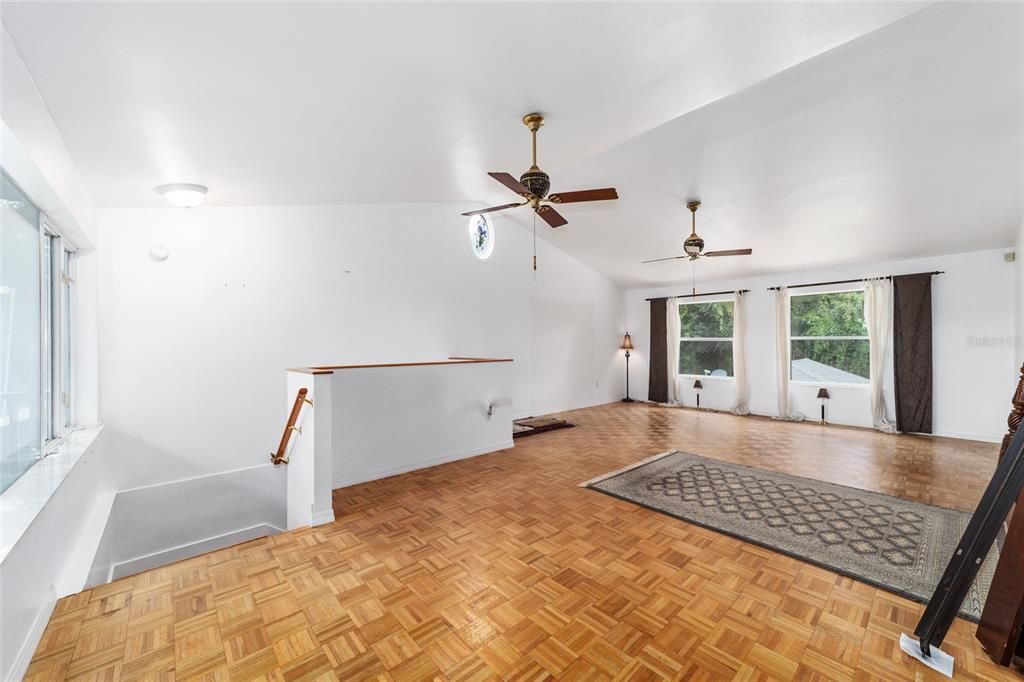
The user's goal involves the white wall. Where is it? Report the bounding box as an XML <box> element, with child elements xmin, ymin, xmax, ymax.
<box><xmin>1</xmin><ymin>27</ymin><xmax>95</xmax><ymax>247</ymax></box>
<box><xmin>627</xmin><ymin>249</ymin><xmax>1017</xmax><ymax>441</ymax></box>
<box><xmin>0</xmin><ymin>429</ymin><xmax>110</xmax><ymax>682</ymax></box>
<box><xmin>331</xmin><ymin>361</ymin><xmax>514</xmax><ymax>488</ymax></box>
<box><xmin>96</xmin><ymin>202</ymin><xmax>624</xmax><ymax>487</ymax></box>
<box><xmin>86</xmin><ymin>463</ymin><xmax>285</xmax><ymax>585</ymax></box>
<box><xmin>0</xmin><ymin>28</ymin><xmax>105</xmax><ymax>682</ymax></box>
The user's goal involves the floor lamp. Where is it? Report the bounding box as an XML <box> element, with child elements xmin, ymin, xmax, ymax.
<box><xmin>621</xmin><ymin>333</ymin><xmax>634</xmax><ymax>402</ymax></box>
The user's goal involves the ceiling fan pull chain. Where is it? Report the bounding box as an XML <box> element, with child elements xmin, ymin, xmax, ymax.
<box><xmin>533</xmin><ymin>212</ymin><xmax>538</xmax><ymax>271</ymax></box>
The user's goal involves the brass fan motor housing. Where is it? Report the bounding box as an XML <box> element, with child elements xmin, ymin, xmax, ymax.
<box><xmin>684</xmin><ymin>235</ymin><xmax>705</xmax><ymax>258</ymax></box>
<box><xmin>520</xmin><ymin>166</ymin><xmax>551</xmax><ymax>199</ymax></box>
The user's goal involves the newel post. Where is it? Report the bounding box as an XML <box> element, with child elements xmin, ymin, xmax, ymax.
<box><xmin>284</xmin><ymin>371</ymin><xmax>335</xmax><ymax>530</ymax></box>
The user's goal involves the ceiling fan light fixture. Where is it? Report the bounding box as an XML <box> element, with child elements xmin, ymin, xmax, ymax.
<box><xmin>155</xmin><ymin>183</ymin><xmax>208</xmax><ymax>208</ymax></box>
<box><xmin>684</xmin><ymin>236</ymin><xmax>704</xmax><ymax>255</ymax></box>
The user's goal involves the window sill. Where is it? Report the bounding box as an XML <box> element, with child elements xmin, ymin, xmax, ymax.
<box><xmin>677</xmin><ymin>374</ymin><xmax>734</xmax><ymax>382</ymax></box>
<box><xmin>0</xmin><ymin>424</ymin><xmax>104</xmax><ymax>565</ymax></box>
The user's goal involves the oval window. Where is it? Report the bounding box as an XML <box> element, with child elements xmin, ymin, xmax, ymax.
<box><xmin>468</xmin><ymin>214</ymin><xmax>495</xmax><ymax>260</ymax></box>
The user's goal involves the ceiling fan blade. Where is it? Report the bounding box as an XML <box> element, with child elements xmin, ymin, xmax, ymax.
<box><xmin>488</xmin><ymin>172</ymin><xmax>532</xmax><ymax>197</ymax></box>
<box><xmin>704</xmin><ymin>248</ymin><xmax>753</xmax><ymax>257</ymax></box>
<box><xmin>461</xmin><ymin>202</ymin><xmax>524</xmax><ymax>217</ymax></box>
<box><xmin>642</xmin><ymin>255</ymin><xmax>688</xmax><ymax>264</ymax></box>
<box><xmin>548</xmin><ymin>188</ymin><xmax>619</xmax><ymax>204</ymax></box>
<box><xmin>536</xmin><ymin>205</ymin><xmax>568</xmax><ymax>228</ymax></box>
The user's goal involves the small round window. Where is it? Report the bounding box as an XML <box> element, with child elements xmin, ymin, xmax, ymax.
<box><xmin>468</xmin><ymin>214</ymin><xmax>495</xmax><ymax>260</ymax></box>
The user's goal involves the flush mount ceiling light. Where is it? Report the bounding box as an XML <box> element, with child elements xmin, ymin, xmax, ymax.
<box><xmin>155</xmin><ymin>183</ymin><xmax>208</xmax><ymax>208</ymax></box>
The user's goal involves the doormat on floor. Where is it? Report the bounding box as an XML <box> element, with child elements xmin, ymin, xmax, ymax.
<box><xmin>582</xmin><ymin>450</ymin><xmax>996</xmax><ymax>621</ymax></box>
<box><xmin>513</xmin><ymin>416</ymin><xmax>575</xmax><ymax>438</ymax></box>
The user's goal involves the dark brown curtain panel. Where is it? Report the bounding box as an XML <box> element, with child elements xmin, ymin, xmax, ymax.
<box><xmin>648</xmin><ymin>298</ymin><xmax>668</xmax><ymax>403</ymax></box>
<box><xmin>893</xmin><ymin>273</ymin><xmax>933</xmax><ymax>433</ymax></box>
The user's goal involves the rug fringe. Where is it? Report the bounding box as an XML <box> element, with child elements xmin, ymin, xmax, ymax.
<box><xmin>577</xmin><ymin>450</ymin><xmax>678</xmax><ymax>488</ymax></box>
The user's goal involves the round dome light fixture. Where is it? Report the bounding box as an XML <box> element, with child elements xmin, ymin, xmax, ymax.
<box><xmin>155</xmin><ymin>183</ymin><xmax>208</xmax><ymax>208</ymax></box>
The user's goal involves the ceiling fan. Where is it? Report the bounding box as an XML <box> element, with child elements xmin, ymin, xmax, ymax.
<box><xmin>461</xmin><ymin>113</ymin><xmax>619</xmax><ymax>228</ymax></box>
<box><xmin>643</xmin><ymin>200</ymin><xmax>752</xmax><ymax>263</ymax></box>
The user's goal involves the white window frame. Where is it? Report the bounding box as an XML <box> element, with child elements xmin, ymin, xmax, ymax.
<box><xmin>789</xmin><ymin>287</ymin><xmax>870</xmax><ymax>388</ymax></box>
<box><xmin>677</xmin><ymin>297</ymin><xmax>735</xmax><ymax>380</ymax></box>
<box><xmin>39</xmin><ymin>215</ymin><xmax>77</xmax><ymax>451</ymax></box>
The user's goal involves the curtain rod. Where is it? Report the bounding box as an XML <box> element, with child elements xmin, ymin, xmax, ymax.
<box><xmin>766</xmin><ymin>270</ymin><xmax>944</xmax><ymax>292</ymax></box>
<box><xmin>645</xmin><ymin>289</ymin><xmax>750</xmax><ymax>301</ymax></box>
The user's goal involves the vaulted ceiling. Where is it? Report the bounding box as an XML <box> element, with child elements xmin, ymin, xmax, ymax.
<box><xmin>2</xmin><ymin>1</ymin><xmax>1021</xmax><ymax>286</ymax></box>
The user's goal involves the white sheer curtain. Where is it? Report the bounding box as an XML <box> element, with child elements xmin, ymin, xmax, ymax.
<box><xmin>773</xmin><ymin>288</ymin><xmax>804</xmax><ymax>421</ymax></box>
<box><xmin>864</xmin><ymin>278</ymin><xmax>898</xmax><ymax>433</ymax></box>
<box><xmin>666</xmin><ymin>297</ymin><xmax>680</xmax><ymax>405</ymax></box>
<box><xmin>731</xmin><ymin>292</ymin><xmax>750</xmax><ymax>415</ymax></box>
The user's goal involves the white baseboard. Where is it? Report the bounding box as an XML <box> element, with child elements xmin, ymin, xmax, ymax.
<box><xmin>930</xmin><ymin>430</ymin><xmax>1001</xmax><ymax>444</ymax></box>
<box><xmin>110</xmin><ymin>523</ymin><xmax>283</xmax><ymax>581</ymax></box>
<box><xmin>333</xmin><ymin>440</ymin><xmax>515</xmax><ymax>489</ymax></box>
<box><xmin>646</xmin><ymin>402</ymin><xmax>1002</xmax><ymax>444</ymax></box>
<box><xmin>311</xmin><ymin>509</ymin><xmax>335</xmax><ymax>527</ymax></box>
<box><xmin>9</xmin><ymin>585</ymin><xmax>57</xmax><ymax>682</ymax></box>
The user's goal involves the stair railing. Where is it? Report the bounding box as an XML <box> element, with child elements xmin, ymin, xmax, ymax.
<box><xmin>271</xmin><ymin>387</ymin><xmax>312</xmax><ymax>465</ymax></box>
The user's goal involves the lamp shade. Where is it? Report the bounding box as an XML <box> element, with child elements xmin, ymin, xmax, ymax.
<box><xmin>620</xmin><ymin>333</ymin><xmax>634</xmax><ymax>351</ymax></box>
<box><xmin>693</xmin><ymin>380</ymin><xmax>703</xmax><ymax>390</ymax></box>
<box><xmin>816</xmin><ymin>388</ymin><xmax>830</xmax><ymax>400</ymax></box>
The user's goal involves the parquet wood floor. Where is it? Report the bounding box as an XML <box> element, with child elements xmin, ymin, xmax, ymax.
<box><xmin>26</xmin><ymin>402</ymin><xmax>1023</xmax><ymax>681</ymax></box>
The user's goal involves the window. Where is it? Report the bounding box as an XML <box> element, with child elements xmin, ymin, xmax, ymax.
<box><xmin>790</xmin><ymin>290</ymin><xmax>869</xmax><ymax>384</ymax></box>
<box><xmin>468</xmin><ymin>214</ymin><xmax>495</xmax><ymax>260</ymax></box>
<box><xmin>0</xmin><ymin>169</ymin><xmax>77</xmax><ymax>494</ymax></box>
<box><xmin>678</xmin><ymin>300</ymin><xmax>734</xmax><ymax>376</ymax></box>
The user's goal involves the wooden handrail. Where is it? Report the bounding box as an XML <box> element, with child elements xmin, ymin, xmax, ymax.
<box><xmin>977</xmin><ymin>364</ymin><xmax>1024</xmax><ymax>666</ymax></box>
<box><xmin>271</xmin><ymin>387</ymin><xmax>310</xmax><ymax>465</ymax></box>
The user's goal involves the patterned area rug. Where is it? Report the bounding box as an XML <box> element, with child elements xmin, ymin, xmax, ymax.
<box><xmin>583</xmin><ymin>451</ymin><xmax>997</xmax><ymax>621</ymax></box>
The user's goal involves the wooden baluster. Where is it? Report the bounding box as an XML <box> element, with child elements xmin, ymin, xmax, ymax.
<box><xmin>271</xmin><ymin>387</ymin><xmax>309</xmax><ymax>465</ymax></box>
<box><xmin>977</xmin><ymin>364</ymin><xmax>1024</xmax><ymax>667</ymax></box>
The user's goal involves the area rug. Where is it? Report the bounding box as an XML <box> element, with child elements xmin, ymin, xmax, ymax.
<box><xmin>582</xmin><ymin>451</ymin><xmax>997</xmax><ymax>621</ymax></box>
<box><xmin>513</xmin><ymin>416</ymin><xmax>575</xmax><ymax>438</ymax></box>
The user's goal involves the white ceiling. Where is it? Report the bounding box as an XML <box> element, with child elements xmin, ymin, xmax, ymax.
<box><xmin>2</xmin><ymin>1</ymin><xmax>925</xmax><ymax>211</ymax></box>
<box><xmin>542</xmin><ymin>2</ymin><xmax>1024</xmax><ymax>285</ymax></box>
<box><xmin>2</xmin><ymin>1</ymin><xmax>1021</xmax><ymax>286</ymax></box>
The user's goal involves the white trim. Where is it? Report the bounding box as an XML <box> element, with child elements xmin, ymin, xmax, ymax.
<box><xmin>677</xmin><ymin>373</ymin><xmax>733</xmax><ymax>382</ymax></box>
<box><xmin>333</xmin><ymin>440</ymin><xmax>514</xmax><ymax>489</ymax></box>
<box><xmin>577</xmin><ymin>450</ymin><xmax>676</xmax><ymax>487</ymax></box>
<box><xmin>311</xmin><ymin>509</ymin><xmax>336</xmax><ymax>527</ymax></box>
<box><xmin>115</xmin><ymin>462</ymin><xmax>273</xmax><ymax>495</ymax></box>
<box><xmin>110</xmin><ymin>523</ymin><xmax>283</xmax><ymax>581</ymax></box>
<box><xmin>790</xmin><ymin>335</ymin><xmax>868</xmax><ymax>341</ymax></box>
<box><xmin>929</xmin><ymin>430</ymin><xmax>1001</xmax><ymax>444</ymax></box>
<box><xmin>8</xmin><ymin>585</ymin><xmax>57</xmax><ymax>682</ymax></box>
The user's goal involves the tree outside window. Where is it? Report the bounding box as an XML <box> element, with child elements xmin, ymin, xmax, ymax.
<box><xmin>678</xmin><ymin>300</ymin><xmax>734</xmax><ymax>376</ymax></box>
<box><xmin>790</xmin><ymin>291</ymin><xmax>869</xmax><ymax>384</ymax></box>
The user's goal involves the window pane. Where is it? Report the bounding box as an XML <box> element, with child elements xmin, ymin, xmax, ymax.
<box><xmin>791</xmin><ymin>339</ymin><xmax>869</xmax><ymax>383</ymax></box>
<box><xmin>679</xmin><ymin>301</ymin><xmax>734</xmax><ymax>338</ymax></box>
<box><xmin>790</xmin><ymin>291</ymin><xmax>866</xmax><ymax>337</ymax></box>
<box><xmin>680</xmin><ymin>340</ymin><xmax>733</xmax><ymax>376</ymax></box>
<box><xmin>0</xmin><ymin>174</ymin><xmax>41</xmax><ymax>493</ymax></box>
